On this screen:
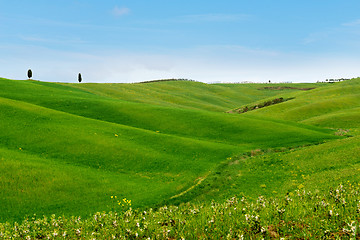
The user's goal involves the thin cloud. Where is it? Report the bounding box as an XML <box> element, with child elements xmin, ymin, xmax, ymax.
<box><xmin>303</xmin><ymin>31</ymin><xmax>331</xmax><ymax>44</ymax></box>
<box><xmin>176</xmin><ymin>13</ymin><xmax>251</xmax><ymax>23</ymax></box>
<box><xmin>19</xmin><ymin>35</ymin><xmax>85</xmax><ymax>45</ymax></box>
<box><xmin>342</xmin><ymin>19</ymin><xmax>360</xmax><ymax>26</ymax></box>
<box><xmin>112</xmin><ymin>6</ymin><xmax>130</xmax><ymax>17</ymax></box>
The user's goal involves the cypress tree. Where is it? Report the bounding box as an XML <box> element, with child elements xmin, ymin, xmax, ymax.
<box><xmin>78</xmin><ymin>73</ymin><xmax>82</xmax><ymax>83</ymax></box>
<box><xmin>27</xmin><ymin>69</ymin><xmax>32</xmax><ymax>79</ymax></box>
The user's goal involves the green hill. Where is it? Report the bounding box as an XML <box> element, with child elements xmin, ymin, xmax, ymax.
<box><xmin>185</xmin><ymin>78</ymin><xmax>360</xmax><ymax>203</ymax></box>
<box><xmin>0</xmin><ymin>77</ymin><xmax>355</xmax><ymax>222</ymax></box>
<box><xmin>243</xmin><ymin>78</ymin><xmax>360</xmax><ymax>129</ymax></box>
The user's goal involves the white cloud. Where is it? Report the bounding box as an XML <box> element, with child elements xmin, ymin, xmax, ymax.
<box><xmin>112</xmin><ymin>6</ymin><xmax>130</xmax><ymax>17</ymax></box>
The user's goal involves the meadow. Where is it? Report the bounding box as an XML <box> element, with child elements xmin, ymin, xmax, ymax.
<box><xmin>1</xmin><ymin>182</ymin><xmax>359</xmax><ymax>239</ymax></box>
<box><xmin>0</xmin><ymin>77</ymin><xmax>359</xmax><ymax>238</ymax></box>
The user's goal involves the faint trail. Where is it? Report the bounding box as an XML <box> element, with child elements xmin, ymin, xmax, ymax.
<box><xmin>170</xmin><ymin>173</ymin><xmax>210</xmax><ymax>199</ymax></box>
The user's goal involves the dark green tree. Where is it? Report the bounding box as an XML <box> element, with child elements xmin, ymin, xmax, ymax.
<box><xmin>78</xmin><ymin>73</ymin><xmax>82</xmax><ymax>83</ymax></box>
<box><xmin>27</xmin><ymin>69</ymin><xmax>32</xmax><ymax>79</ymax></box>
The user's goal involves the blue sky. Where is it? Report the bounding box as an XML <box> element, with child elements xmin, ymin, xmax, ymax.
<box><xmin>1</xmin><ymin>1</ymin><xmax>360</xmax><ymax>83</ymax></box>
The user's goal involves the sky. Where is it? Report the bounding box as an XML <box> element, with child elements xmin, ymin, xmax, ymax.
<box><xmin>1</xmin><ymin>0</ymin><xmax>360</xmax><ymax>83</ymax></box>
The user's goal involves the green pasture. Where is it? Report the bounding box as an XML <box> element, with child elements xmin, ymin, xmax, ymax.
<box><xmin>0</xmin><ymin>77</ymin><xmax>358</xmax><ymax>223</ymax></box>
<box><xmin>178</xmin><ymin>78</ymin><xmax>360</xmax><ymax>204</ymax></box>
<box><xmin>244</xmin><ymin>78</ymin><xmax>360</xmax><ymax>128</ymax></box>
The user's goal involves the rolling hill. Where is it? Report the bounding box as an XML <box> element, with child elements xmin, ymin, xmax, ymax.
<box><xmin>0</xmin><ymin>77</ymin><xmax>357</xmax><ymax>222</ymax></box>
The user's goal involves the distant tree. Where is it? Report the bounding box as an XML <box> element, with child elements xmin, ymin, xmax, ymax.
<box><xmin>78</xmin><ymin>73</ymin><xmax>82</xmax><ymax>83</ymax></box>
<box><xmin>268</xmin><ymin>80</ymin><xmax>271</xmax><ymax>83</ymax></box>
<box><xmin>27</xmin><ymin>69</ymin><xmax>32</xmax><ymax>79</ymax></box>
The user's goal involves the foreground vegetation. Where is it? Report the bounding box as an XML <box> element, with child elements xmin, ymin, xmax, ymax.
<box><xmin>1</xmin><ymin>183</ymin><xmax>359</xmax><ymax>239</ymax></box>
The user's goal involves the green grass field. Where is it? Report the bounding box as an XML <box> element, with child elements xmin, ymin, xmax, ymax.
<box><xmin>0</xmin><ymin>77</ymin><xmax>358</xmax><ymax>226</ymax></box>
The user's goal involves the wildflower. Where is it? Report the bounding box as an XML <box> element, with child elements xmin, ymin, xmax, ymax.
<box><xmin>113</xmin><ymin>220</ymin><xmax>118</xmax><ymax>227</ymax></box>
<box><xmin>278</xmin><ymin>209</ymin><xmax>286</xmax><ymax>214</ymax></box>
<box><xmin>285</xmin><ymin>196</ymin><xmax>293</xmax><ymax>202</ymax></box>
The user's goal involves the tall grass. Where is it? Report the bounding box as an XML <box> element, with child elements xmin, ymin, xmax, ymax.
<box><xmin>1</xmin><ymin>183</ymin><xmax>359</xmax><ymax>239</ymax></box>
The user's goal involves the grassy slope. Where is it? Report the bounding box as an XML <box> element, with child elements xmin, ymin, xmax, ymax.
<box><xmin>0</xmin><ymin>78</ymin><xmax>338</xmax><ymax>222</ymax></box>
<box><xmin>244</xmin><ymin>78</ymin><xmax>360</xmax><ymax>129</ymax></box>
<box><xmin>66</xmin><ymin>81</ymin><xmax>324</xmax><ymax>112</ymax></box>
<box><xmin>183</xmin><ymin>78</ymin><xmax>360</xmax><ymax>204</ymax></box>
